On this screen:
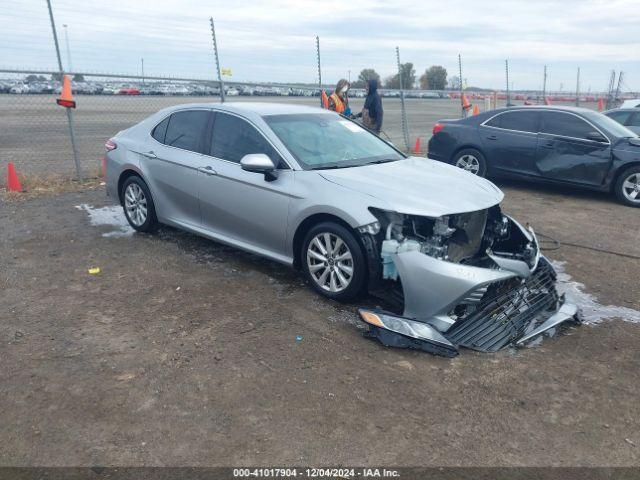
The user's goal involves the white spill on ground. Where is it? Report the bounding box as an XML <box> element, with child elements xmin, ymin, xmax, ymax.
<box><xmin>76</xmin><ymin>204</ymin><xmax>134</xmax><ymax>237</ymax></box>
<box><xmin>552</xmin><ymin>260</ymin><xmax>640</xmax><ymax>324</ymax></box>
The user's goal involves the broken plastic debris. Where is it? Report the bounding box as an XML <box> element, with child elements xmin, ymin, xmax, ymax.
<box><xmin>88</xmin><ymin>267</ymin><xmax>101</xmax><ymax>275</ymax></box>
<box><xmin>296</xmin><ymin>335</ymin><xmax>303</xmax><ymax>342</ymax></box>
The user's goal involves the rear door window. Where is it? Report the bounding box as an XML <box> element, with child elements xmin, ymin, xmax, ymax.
<box><xmin>210</xmin><ymin>112</ymin><xmax>283</xmax><ymax>165</ymax></box>
<box><xmin>164</xmin><ymin>110</ymin><xmax>210</xmax><ymax>153</ymax></box>
<box><xmin>151</xmin><ymin>116</ymin><xmax>169</xmax><ymax>143</ymax></box>
<box><xmin>486</xmin><ymin>111</ymin><xmax>539</xmax><ymax>133</ymax></box>
<box><xmin>540</xmin><ymin>111</ymin><xmax>593</xmax><ymax>140</ymax></box>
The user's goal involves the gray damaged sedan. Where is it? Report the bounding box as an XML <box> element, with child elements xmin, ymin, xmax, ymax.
<box><xmin>105</xmin><ymin>102</ymin><xmax>581</xmax><ymax>356</ymax></box>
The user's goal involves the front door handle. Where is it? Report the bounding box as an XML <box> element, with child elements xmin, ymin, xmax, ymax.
<box><xmin>540</xmin><ymin>141</ymin><xmax>555</xmax><ymax>149</ymax></box>
<box><xmin>141</xmin><ymin>151</ymin><xmax>157</xmax><ymax>159</ymax></box>
<box><xmin>198</xmin><ymin>166</ymin><xmax>217</xmax><ymax>176</ymax></box>
<box><xmin>486</xmin><ymin>135</ymin><xmax>498</xmax><ymax>141</ymax></box>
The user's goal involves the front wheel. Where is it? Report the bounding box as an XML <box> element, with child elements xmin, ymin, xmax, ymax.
<box><xmin>301</xmin><ymin>222</ymin><xmax>367</xmax><ymax>301</ymax></box>
<box><xmin>453</xmin><ymin>148</ymin><xmax>487</xmax><ymax>177</ymax></box>
<box><xmin>614</xmin><ymin>166</ymin><xmax>640</xmax><ymax>208</ymax></box>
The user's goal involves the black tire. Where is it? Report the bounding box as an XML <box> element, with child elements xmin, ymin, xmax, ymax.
<box><xmin>121</xmin><ymin>175</ymin><xmax>159</xmax><ymax>232</ymax></box>
<box><xmin>452</xmin><ymin>148</ymin><xmax>487</xmax><ymax>177</ymax></box>
<box><xmin>301</xmin><ymin>222</ymin><xmax>367</xmax><ymax>301</ymax></box>
<box><xmin>613</xmin><ymin>165</ymin><xmax>640</xmax><ymax>208</ymax></box>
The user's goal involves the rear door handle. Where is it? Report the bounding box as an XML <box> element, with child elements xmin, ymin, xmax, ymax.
<box><xmin>540</xmin><ymin>141</ymin><xmax>555</xmax><ymax>149</ymax></box>
<box><xmin>486</xmin><ymin>135</ymin><xmax>497</xmax><ymax>141</ymax></box>
<box><xmin>198</xmin><ymin>166</ymin><xmax>217</xmax><ymax>176</ymax></box>
<box><xmin>141</xmin><ymin>151</ymin><xmax>157</xmax><ymax>159</ymax></box>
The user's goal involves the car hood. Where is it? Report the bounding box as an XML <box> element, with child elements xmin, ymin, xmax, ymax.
<box><xmin>319</xmin><ymin>157</ymin><xmax>504</xmax><ymax>217</ymax></box>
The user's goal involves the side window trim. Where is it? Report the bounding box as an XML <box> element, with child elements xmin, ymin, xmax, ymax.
<box><xmin>482</xmin><ymin>109</ymin><xmax>611</xmax><ymax>144</ymax></box>
<box><xmin>481</xmin><ymin>110</ymin><xmax>539</xmax><ymax>135</ymax></box>
<box><xmin>206</xmin><ymin>110</ymin><xmax>291</xmax><ymax>169</ymax></box>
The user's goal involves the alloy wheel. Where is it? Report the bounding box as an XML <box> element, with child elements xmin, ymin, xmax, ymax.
<box><xmin>124</xmin><ymin>183</ymin><xmax>148</xmax><ymax>226</ymax></box>
<box><xmin>455</xmin><ymin>154</ymin><xmax>480</xmax><ymax>175</ymax></box>
<box><xmin>306</xmin><ymin>232</ymin><xmax>354</xmax><ymax>293</ymax></box>
<box><xmin>621</xmin><ymin>172</ymin><xmax>640</xmax><ymax>204</ymax></box>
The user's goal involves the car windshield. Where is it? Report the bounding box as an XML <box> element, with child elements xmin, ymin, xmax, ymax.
<box><xmin>264</xmin><ymin>113</ymin><xmax>405</xmax><ymax>170</ymax></box>
<box><xmin>588</xmin><ymin>111</ymin><xmax>638</xmax><ymax>138</ymax></box>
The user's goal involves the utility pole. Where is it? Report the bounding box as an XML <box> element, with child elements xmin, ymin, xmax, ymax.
<box><xmin>606</xmin><ymin>70</ymin><xmax>616</xmax><ymax>109</ymax></box>
<box><xmin>348</xmin><ymin>69</ymin><xmax>351</xmax><ymax>83</ymax></box>
<box><xmin>542</xmin><ymin>65</ymin><xmax>547</xmax><ymax>104</ymax></box>
<box><xmin>458</xmin><ymin>54</ymin><xmax>463</xmax><ymax>117</ymax></box>
<box><xmin>209</xmin><ymin>18</ymin><xmax>225</xmax><ymax>102</ymax></box>
<box><xmin>316</xmin><ymin>36</ymin><xmax>322</xmax><ymax>107</ymax></box>
<box><xmin>575</xmin><ymin>67</ymin><xmax>580</xmax><ymax>107</ymax></box>
<box><xmin>505</xmin><ymin>59</ymin><xmax>511</xmax><ymax>107</ymax></box>
<box><xmin>396</xmin><ymin>46</ymin><xmax>409</xmax><ymax>150</ymax></box>
<box><xmin>614</xmin><ymin>71</ymin><xmax>624</xmax><ymax>107</ymax></box>
<box><xmin>141</xmin><ymin>58</ymin><xmax>145</xmax><ymax>85</ymax></box>
<box><xmin>47</xmin><ymin>0</ymin><xmax>82</xmax><ymax>180</ymax></box>
<box><xmin>62</xmin><ymin>24</ymin><xmax>73</xmax><ymax>72</ymax></box>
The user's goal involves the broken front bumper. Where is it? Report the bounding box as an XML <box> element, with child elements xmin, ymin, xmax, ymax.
<box><xmin>360</xmin><ymin>251</ymin><xmax>581</xmax><ymax>357</ymax></box>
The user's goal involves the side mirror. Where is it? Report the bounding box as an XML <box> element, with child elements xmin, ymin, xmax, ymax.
<box><xmin>240</xmin><ymin>153</ymin><xmax>277</xmax><ymax>180</ymax></box>
<box><xmin>586</xmin><ymin>131</ymin><xmax>608</xmax><ymax>143</ymax></box>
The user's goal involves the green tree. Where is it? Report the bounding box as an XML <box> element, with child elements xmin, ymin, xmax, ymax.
<box><xmin>419</xmin><ymin>65</ymin><xmax>447</xmax><ymax>90</ymax></box>
<box><xmin>384</xmin><ymin>63</ymin><xmax>416</xmax><ymax>89</ymax></box>
<box><xmin>352</xmin><ymin>68</ymin><xmax>380</xmax><ymax>88</ymax></box>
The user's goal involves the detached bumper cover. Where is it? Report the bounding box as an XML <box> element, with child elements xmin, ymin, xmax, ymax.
<box><xmin>359</xmin><ymin>256</ymin><xmax>581</xmax><ymax>356</ymax></box>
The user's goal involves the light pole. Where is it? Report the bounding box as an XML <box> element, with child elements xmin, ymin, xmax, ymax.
<box><xmin>62</xmin><ymin>24</ymin><xmax>73</xmax><ymax>72</ymax></box>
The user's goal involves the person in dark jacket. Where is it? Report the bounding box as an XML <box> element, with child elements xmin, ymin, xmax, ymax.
<box><xmin>358</xmin><ymin>79</ymin><xmax>383</xmax><ymax>134</ymax></box>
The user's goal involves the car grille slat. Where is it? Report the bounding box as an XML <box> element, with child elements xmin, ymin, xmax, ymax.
<box><xmin>446</xmin><ymin>258</ymin><xmax>559</xmax><ymax>352</ymax></box>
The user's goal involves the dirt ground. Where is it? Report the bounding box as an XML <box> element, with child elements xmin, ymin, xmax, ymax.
<box><xmin>1</xmin><ymin>180</ymin><xmax>639</xmax><ymax>467</ymax></box>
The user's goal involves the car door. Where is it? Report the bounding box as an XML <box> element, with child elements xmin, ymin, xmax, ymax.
<box><xmin>536</xmin><ymin>111</ymin><xmax>611</xmax><ymax>186</ymax></box>
<box><xmin>143</xmin><ymin>109</ymin><xmax>211</xmax><ymax>227</ymax></box>
<box><xmin>479</xmin><ymin>110</ymin><xmax>540</xmax><ymax>176</ymax></box>
<box><xmin>198</xmin><ymin>111</ymin><xmax>293</xmax><ymax>258</ymax></box>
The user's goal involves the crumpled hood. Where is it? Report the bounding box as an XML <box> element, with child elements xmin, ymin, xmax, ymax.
<box><xmin>319</xmin><ymin>157</ymin><xmax>503</xmax><ymax>217</ymax></box>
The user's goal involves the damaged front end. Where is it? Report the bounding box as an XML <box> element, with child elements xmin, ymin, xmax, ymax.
<box><xmin>358</xmin><ymin>207</ymin><xmax>581</xmax><ymax>356</ymax></box>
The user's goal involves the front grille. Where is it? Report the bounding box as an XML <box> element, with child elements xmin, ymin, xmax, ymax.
<box><xmin>446</xmin><ymin>258</ymin><xmax>559</xmax><ymax>352</ymax></box>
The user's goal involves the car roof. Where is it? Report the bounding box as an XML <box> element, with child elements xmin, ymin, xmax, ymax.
<box><xmin>163</xmin><ymin>101</ymin><xmax>329</xmax><ymax>116</ymax></box>
<box><xmin>498</xmin><ymin>105</ymin><xmax>595</xmax><ymax>114</ymax></box>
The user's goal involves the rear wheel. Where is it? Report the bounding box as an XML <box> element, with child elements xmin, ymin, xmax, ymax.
<box><xmin>614</xmin><ymin>166</ymin><xmax>640</xmax><ymax>207</ymax></box>
<box><xmin>121</xmin><ymin>176</ymin><xmax>159</xmax><ymax>232</ymax></box>
<box><xmin>453</xmin><ymin>148</ymin><xmax>487</xmax><ymax>177</ymax></box>
<box><xmin>301</xmin><ymin>222</ymin><xmax>367</xmax><ymax>301</ymax></box>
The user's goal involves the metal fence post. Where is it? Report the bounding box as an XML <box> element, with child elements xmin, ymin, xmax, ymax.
<box><xmin>316</xmin><ymin>36</ymin><xmax>322</xmax><ymax>107</ymax></box>
<box><xmin>46</xmin><ymin>0</ymin><xmax>82</xmax><ymax>180</ymax></box>
<box><xmin>210</xmin><ymin>18</ymin><xmax>225</xmax><ymax>103</ymax></box>
<box><xmin>458</xmin><ymin>54</ymin><xmax>464</xmax><ymax>118</ymax></box>
<box><xmin>505</xmin><ymin>59</ymin><xmax>511</xmax><ymax>107</ymax></box>
<box><xmin>396</xmin><ymin>47</ymin><xmax>409</xmax><ymax>151</ymax></box>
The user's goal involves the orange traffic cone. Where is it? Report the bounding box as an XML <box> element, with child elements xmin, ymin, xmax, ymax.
<box><xmin>461</xmin><ymin>93</ymin><xmax>471</xmax><ymax>110</ymax></box>
<box><xmin>7</xmin><ymin>162</ymin><xmax>23</xmax><ymax>192</ymax></box>
<box><xmin>472</xmin><ymin>104</ymin><xmax>480</xmax><ymax>116</ymax></box>
<box><xmin>413</xmin><ymin>137</ymin><xmax>421</xmax><ymax>154</ymax></box>
<box><xmin>597</xmin><ymin>98</ymin><xmax>604</xmax><ymax>111</ymax></box>
<box><xmin>101</xmin><ymin>157</ymin><xmax>107</xmax><ymax>179</ymax></box>
<box><xmin>56</xmin><ymin>75</ymin><xmax>76</xmax><ymax>108</ymax></box>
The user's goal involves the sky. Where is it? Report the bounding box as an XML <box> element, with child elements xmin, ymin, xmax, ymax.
<box><xmin>1</xmin><ymin>0</ymin><xmax>639</xmax><ymax>92</ymax></box>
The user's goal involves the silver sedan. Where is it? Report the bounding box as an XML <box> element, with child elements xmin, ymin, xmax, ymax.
<box><xmin>105</xmin><ymin>102</ymin><xmax>580</xmax><ymax>355</ymax></box>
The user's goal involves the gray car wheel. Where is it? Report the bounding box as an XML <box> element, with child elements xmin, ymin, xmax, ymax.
<box><xmin>615</xmin><ymin>166</ymin><xmax>640</xmax><ymax>207</ymax></box>
<box><xmin>453</xmin><ymin>148</ymin><xmax>487</xmax><ymax>177</ymax></box>
<box><xmin>301</xmin><ymin>222</ymin><xmax>366</xmax><ymax>301</ymax></box>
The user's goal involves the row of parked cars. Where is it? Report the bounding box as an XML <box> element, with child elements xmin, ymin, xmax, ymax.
<box><xmin>1</xmin><ymin>78</ymin><xmax>452</xmax><ymax>98</ymax></box>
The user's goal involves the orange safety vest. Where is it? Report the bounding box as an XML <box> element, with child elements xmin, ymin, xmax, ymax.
<box><xmin>329</xmin><ymin>93</ymin><xmax>346</xmax><ymax>114</ymax></box>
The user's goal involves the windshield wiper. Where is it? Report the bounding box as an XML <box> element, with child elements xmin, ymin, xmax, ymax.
<box><xmin>365</xmin><ymin>158</ymin><xmax>398</xmax><ymax>165</ymax></box>
<box><xmin>311</xmin><ymin>164</ymin><xmax>352</xmax><ymax>170</ymax></box>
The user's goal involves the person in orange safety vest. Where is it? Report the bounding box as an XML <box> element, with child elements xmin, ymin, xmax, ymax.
<box><xmin>327</xmin><ymin>79</ymin><xmax>351</xmax><ymax>116</ymax></box>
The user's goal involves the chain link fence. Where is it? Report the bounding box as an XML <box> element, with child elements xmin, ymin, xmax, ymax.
<box><xmin>0</xmin><ymin>69</ymin><xmax>474</xmax><ymax>182</ymax></box>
